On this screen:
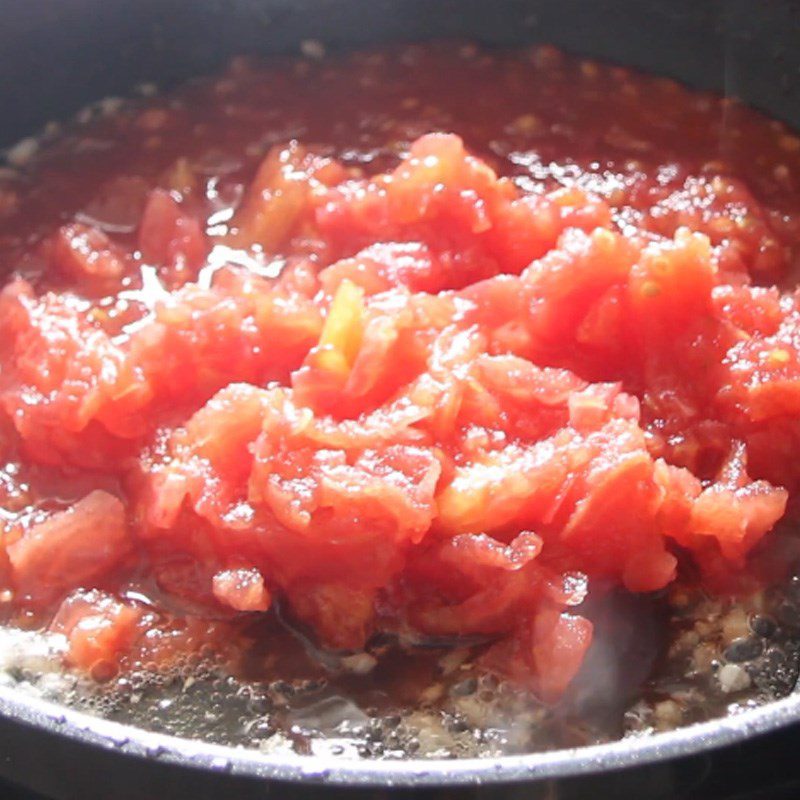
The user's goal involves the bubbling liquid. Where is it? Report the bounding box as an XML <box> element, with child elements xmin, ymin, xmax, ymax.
<box><xmin>2</xmin><ymin>574</ymin><xmax>799</xmax><ymax>759</ymax></box>
<box><xmin>2</xmin><ymin>40</ymin><xmax>800</xmax><ymax>758</ymax></box>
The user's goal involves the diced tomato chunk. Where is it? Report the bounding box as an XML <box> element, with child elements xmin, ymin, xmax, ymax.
<box><xmin>7</xmin><ymin>491</ymin><xmax>129</xmax><ymax>603</ymax></box>
<box><xmin>212</xmin><ymin>567</ymin><xmax>271</xmax><ymax>612</ymax></box>
<box><xmin>51</xmin><ymin>223</ymin><xmax>128</xmax><ymax>286</ymax></box>
<box><xmin>50</xmin><ymin>590</ymin><xmax>144</xmax><ymax>675</ymax></box>
<box><xmin>139</xmin><ymin>189</ymin><xmax>207</xmax><ymax>284</ymax></box>
<box><xmin>482</xmin><ymin>609</ymin><xmax>594</xmax><ymax>703</ymax></box>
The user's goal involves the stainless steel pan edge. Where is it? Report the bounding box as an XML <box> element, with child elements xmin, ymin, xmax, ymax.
<box><xmin>0</xmin><ymin>680</ymin><xmax>797</xmax><ymax>788</ymax></box>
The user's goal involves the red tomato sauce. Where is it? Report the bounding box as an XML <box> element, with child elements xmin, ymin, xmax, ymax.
<box><xmin>1</xmin><ymin>42</ymin><xmax>800</xmax><ymax>704</ymax></box>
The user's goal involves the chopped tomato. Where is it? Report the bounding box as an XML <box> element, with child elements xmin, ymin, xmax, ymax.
<box><xmin>6</xmin><ymin>491</ymin><xmax>130</xmax><ymax>603</ymax></box>
<box><xmin>50</xmin><ymin>590</ymin><xmax>144</xmax><ymax>675</ymax></box>
<box><xmin>139</xmin><ymin>189</ymin><xmax>207</xmax><ymax>285</ymax></box>
<box><xmin>1</xmin><ymin>46</ymin><xmax>800</xmax><ymax>706</ymax></box>
<box><xmin>212</xmin><ymin>567</ymin><xmax>271</xmax><ymax>612</ymax></box>
<box><xmin>481</xmin><ymin>608</ymin><xmax>594</xmax><ymax>703</ymax></box>
<box><xmin>50</xmin><ymin>223</ymin><xmax>129</xmax><ymax>287</ymax></box>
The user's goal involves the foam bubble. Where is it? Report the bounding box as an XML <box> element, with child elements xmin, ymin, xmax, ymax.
<box><xmin>0</xmin><ymin>573</ymin><xmax>799</xmax><ymax>760</ymax></box>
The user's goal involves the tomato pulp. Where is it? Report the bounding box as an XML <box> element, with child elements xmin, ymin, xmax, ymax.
<box><xmin>1</xmin><ymin>43</ymin><xmax>800</xmax><ymax>704</ymax></box>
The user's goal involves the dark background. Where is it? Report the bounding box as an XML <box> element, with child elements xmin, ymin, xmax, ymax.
<box><xmin>3</xmin><ymin>722</ymin><xmax>800</xmax><ymax>800</ymax></box>
<box><xmin>2</xmin><ymin>0</ymin><xmax>800</xmax><ymax>149</ymax></box>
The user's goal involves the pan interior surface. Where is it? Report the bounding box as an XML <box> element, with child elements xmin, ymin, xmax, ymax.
<box><xmin>2</xmin><ymin>677</ymin><xmax>800</xmax><ymax>788</ymax></box>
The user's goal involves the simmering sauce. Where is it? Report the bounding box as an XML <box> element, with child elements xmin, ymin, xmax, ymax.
<box><xmin>2</xmin><ymin>42</ymin><xmax>800</xmax><ymax>754</ymax></box>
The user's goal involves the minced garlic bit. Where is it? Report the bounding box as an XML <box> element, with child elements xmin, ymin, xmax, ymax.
<box><xmin>4</xmin><ymin>137</ymin><xmax>39</xmax><ymax>167</ymax></box>
<box><xmin>300</xmin><ymin>39</ymin><xmax>326</xmax><ymax>60</ymax></box>
<box><xmin>718</xmin><ymin>663</ymin><xmax>752</xmax><ymax>694</ymax></box>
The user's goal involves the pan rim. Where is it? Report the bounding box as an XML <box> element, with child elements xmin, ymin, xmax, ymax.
<box><xmin>0</xmin><ymin>680</ymin><xmax>798</xmax><ymax>787</ymax></box>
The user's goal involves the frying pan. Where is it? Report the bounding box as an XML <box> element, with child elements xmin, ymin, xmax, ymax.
<box><xmin>2</xmin><ymin>1</ymin><xmax>800</xmax><ymax>797</ymax></box>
